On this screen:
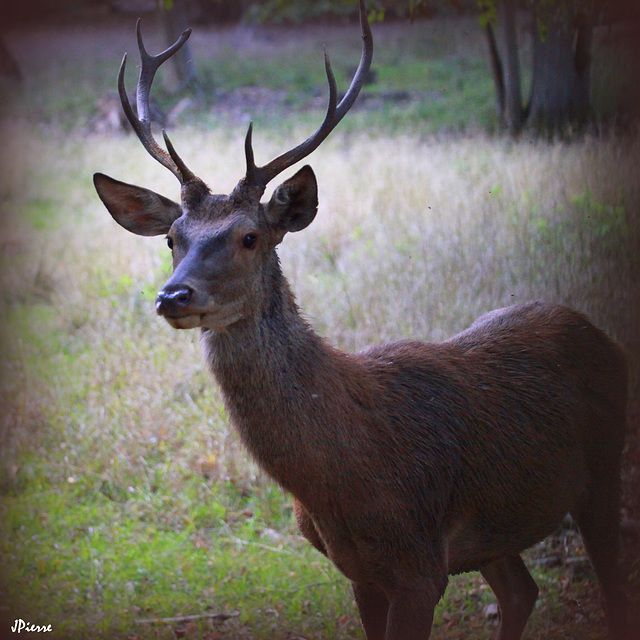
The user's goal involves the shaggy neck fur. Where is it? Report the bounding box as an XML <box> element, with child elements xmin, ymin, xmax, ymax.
<box><xmin>201</xmin><ymin>252</ymin><xmax>344</xmax><ymax>494</ymax></box>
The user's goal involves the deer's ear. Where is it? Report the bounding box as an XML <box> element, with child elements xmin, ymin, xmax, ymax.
<box><xmin>266</xmin><ymin>165</ymin><xmax>318</xmax><ymax>233</ymax></box>
<box><xmin>93</xmin><ymin>173</ymin><xmax>182</xmax><ymax>236</ymax></box>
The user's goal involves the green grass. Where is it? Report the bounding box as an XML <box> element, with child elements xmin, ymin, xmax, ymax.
<box><xmin>1</xmin><ymin>475</ymin><xmax>356</xmax><ymax>639</ymax></box>
<box><xmin>1</xmin><ymin>13</ymin><xmax>639</xmax><ymax>640</ymax></box>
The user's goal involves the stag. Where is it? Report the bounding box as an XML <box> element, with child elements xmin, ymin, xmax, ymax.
<box><xmin>93</xmin><ymin>3</ymin><xmax>629</xmax><ymax>638</ymax></box>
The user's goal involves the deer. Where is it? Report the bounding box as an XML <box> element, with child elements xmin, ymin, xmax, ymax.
<box><xmin>93</xmin><ymin>2</ymin><xmax>630</xmax><ymax>638</ymax></box>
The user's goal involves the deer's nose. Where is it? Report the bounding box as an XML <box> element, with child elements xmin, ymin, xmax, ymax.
<box><xmin>156</xmin><ymin>284</ymin><xmax>194</xmax><ymax>315</ymax></box>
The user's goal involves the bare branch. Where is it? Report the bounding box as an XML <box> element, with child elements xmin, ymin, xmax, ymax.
<box><xmin>135</xmin><ymin>612</ymin><xmax>239</xmax><ymax>625</ymax></box>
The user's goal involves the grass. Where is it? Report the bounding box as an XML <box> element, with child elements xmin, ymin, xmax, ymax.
<box><xmin>1</xmin><ymin>12</ymin><xmax>639</xmax><ymax>640</ymax></box>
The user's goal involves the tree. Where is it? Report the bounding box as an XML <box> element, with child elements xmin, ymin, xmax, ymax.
<box><xmin>0</xmin><ymin>35</ymin><xmax>22</xmax><ymax>83</ymax></box>
<box><xmin>160</xmin><ymin>0</ymin><xmax>199</xmax><ymax>93</ymax></box>
<box><xmin>481</xmin><ymin>0</ymin><xmax>600</xmax><ymax>135</ymax></box>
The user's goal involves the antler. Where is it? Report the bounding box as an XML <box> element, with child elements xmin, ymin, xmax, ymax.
<box><xmin>118</xmin><ymin>20</ymin><xmax>198</xmax><ymax>184</ymax></box>
<box><xmin>243</xmin><ymin>0</ymin><xmax>373</xmax><ymax>189</ymax></box>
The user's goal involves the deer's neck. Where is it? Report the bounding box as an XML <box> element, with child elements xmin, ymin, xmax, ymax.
<box><xmin>201</xmin><ymin>255</ymin><xmax>345</xmax><ymax>493</ymax></box>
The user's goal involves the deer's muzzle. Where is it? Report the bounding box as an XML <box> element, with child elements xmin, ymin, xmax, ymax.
<box><xmin>156</xmin><ymin>284</ymin><xmax>194</xmax><ymax>317</ymax></box>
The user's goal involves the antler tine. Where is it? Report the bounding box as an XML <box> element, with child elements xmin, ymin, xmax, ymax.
<box><xmin>244</xmin><ymin>122</ymin><xmax>257</xmax><ymax>186</ymax></box>
<box><xmin>118</xmin><ymin>20</ymin><xmax>197</xmax><ymax>184</ymax></box>
<box><xmin>244</xmin><ymin>0</ymin><xmax>373</xmax><ymax>189</ymax></box>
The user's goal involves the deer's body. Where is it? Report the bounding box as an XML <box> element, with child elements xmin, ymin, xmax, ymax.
<box><xmin>93</xmin><ymin>4</ymin><xmax>630</xmax><ymax>637</ymax></box>
<box><xmin>204</xmin><ymin>257</ymin><xmax>627</xmax><ymax>594</ymax></box>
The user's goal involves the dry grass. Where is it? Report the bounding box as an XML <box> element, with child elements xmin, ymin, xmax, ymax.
<box><xmin>2</xmin><ymin>120</ymin><xmax>638</xmax><ymax>514</ymax></box>
<box><xmin>288</xmin><ymin>130</ymin><xmax>640</xmax><ymax>358</ymax></box>
<box><xmin>2</xmin><ymin>116</ymin><xmax>639</xmax><ymax>509</ymax></box>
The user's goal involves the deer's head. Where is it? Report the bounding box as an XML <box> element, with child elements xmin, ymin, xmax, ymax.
<box><xmin>94</xmin><ymin>1</ymin><xmax>372</xmax><ymax>332</ymax></box>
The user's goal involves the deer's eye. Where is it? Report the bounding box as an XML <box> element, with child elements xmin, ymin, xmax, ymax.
<box><xmin>166</xmin><ymin>236</ymin><xmax>174</xmax><ymax>250</ymax></box>
<box><xmin>242</xmin><ymin>233</ymin><xmax>258</xmax><ymax>250</ymax></box>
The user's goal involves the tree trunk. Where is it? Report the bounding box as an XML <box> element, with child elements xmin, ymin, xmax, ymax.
<box><xmin>483</xmin><ymin>0</ymin><xmax>525</xmax><ymax>134</ymax></box>
<box><xmin>526</xmin><ymin>9</ymin><xmax>592</xmax><ymax>134</ymax></box>
<box><xmin>160</xmin><ymin>0</ymin><xmax>198</xmax><ymax>93</ymax></box>
<box><xmin>485</xmin><ymin>23</ymin><xmax>506</xmax><ymax>119</ymax></box>
<box><xmin>0</xmin><ymin>34</ymin><xmax>21</xmax><ymax>83</ymax></box>
<box><xmin>498</xmin><ymin>0</ymin><xmax>525</xmax><ymax>133</ymax></box>
<box><xmin>483</xmin><ymin>2</ymin><xmax>596</xmax><ymax>137</ymax></box>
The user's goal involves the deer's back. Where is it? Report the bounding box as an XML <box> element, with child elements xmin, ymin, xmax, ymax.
<box><xmin>361</xmin><ymin>301</ymin><xmax>627</xmax><ymax>449</ymax></box>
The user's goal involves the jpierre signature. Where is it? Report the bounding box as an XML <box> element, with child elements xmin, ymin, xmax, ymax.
<box><xmin>11</xmin><ymin>619</ymin><xmax>52</xmax><ymax>634</ymax></box>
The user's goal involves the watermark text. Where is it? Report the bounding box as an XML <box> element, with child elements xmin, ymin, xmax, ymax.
<box><xmin>11</xmin><ymin>619</ymin><xmax>52</xmax><ymax>634</ymax></box>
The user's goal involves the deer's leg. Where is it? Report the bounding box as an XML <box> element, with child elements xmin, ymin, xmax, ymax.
<box><xmin>352</xmin><ymin>581</ymin><xmax>389</xmax><ymax>640</ymax></box>
<box><xmin>480</xmin><ymin>555</ymin><xmax>539</xmax><ymax>640</ymax></box>
<box><xmin>383</xmin><ymin>580</ymin><xmax>446</xmax><ymax>640</ymax></box>
<box><xmin>572</xmin><ymin>482</ymin><xmax>629</xmax><ymax>640</ymax></box>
